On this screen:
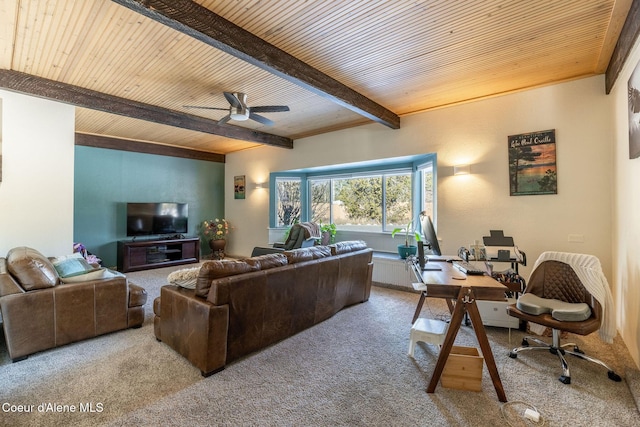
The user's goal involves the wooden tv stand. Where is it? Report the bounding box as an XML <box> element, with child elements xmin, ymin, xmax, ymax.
<box><xmin>117</xmin><ymin>237</ymin><xmax>200</xmax><ymax>272</ymax></box>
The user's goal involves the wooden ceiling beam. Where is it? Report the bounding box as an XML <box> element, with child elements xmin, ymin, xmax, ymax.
<box><xmin>75</xmin><ymin>133</ymin><xmax>225</xmax><ymax>163</ymax></box>
<box><xmin>112</xmin><ymin>0</ymin><xmax>400</xmax><ymax>130</ymax></box>
<box><xmin>606</xmin><ymin>0</ymin><xmax>640</xmax><ymax>93</ymax></box>
<box><xmin>0</xmin><ymin>69</ymin><xmax>293</xmax><ymax>149</ymax></box>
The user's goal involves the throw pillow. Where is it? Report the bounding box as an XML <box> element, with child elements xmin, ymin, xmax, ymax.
<box><xmin>167</xmin><ymin>266</ymin><xmax>201</xmax><ymax>289</ymax></box>
<box><xmin>51</xmin><ymin>253</ymin><xmax>96</xmax><ymax>278</ymax></box>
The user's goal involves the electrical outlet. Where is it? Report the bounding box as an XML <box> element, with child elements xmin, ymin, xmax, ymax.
<box><xmin>568</xmin><ymin>234</ymin><xmax>584</xmax><ymax>243</ymax></box>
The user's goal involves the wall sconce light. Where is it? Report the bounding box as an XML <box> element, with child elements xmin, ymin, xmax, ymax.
<box><xmin>453</xmin><ymin>164</ymin><xmax>471</xmax><ymax>175</ymax></box>
<box><xmin>254</xmin><ymin>182</ymin><xmax>266</xmax><ymax>189</ymax></box>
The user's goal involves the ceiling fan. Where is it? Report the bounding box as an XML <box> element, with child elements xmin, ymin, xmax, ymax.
<box><xmin>184</xmin><ymin>92</ymin><xmax>290</xmax><ymax>126</ymax></box>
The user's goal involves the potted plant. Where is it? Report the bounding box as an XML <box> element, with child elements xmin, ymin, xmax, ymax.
<box><xmin>320</xmin><ymin>223</ymin><xmax>337</xmax><ymax>244</ymax></box>
<box><xmin>391</xmin><ymin>217</ymin><xmax>423</xmax><ymax>259</ymax></box>
<box><xmin>200</xmin><ymin>218</ymin><xmax>230</xmax><ymax>259</ymax></box>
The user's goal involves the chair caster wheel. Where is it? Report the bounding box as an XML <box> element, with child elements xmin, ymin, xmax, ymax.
<box><xmin>608</xmin><ymin>371</ymin><xmax>622</xmax><ymax>382</ymax></box>
<box><xmin>509</xmin><ymin>351</ymin><xmax>518</xmax><ymax>359</ymax></box>
<box><xmin>573</xmin><ymin>346</ymin><xmax>584</xmax><ymax>354</ymax></box>
<box><xmin>521</xmin><ymin>338</ymin><xmax>529</xmax><ymax>346</ymax></box>
<box><xmin>559</xmin><ymin>375</ymin><xmax>571</xmax><ymax>384</ymax></box>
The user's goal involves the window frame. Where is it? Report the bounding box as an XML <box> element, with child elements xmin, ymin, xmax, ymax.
<box><xmin>269</xmin><ymin>154</ymin><xmax>437</xmax><ymax>233</ymax></box>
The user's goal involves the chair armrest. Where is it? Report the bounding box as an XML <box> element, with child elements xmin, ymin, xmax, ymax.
<box><xmin>251</xmin><ymin>246</ymin><xmax>285</xmax><ymax>257</ymax></box>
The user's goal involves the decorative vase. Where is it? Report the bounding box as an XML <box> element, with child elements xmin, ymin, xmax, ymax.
<box><xmin>209</xmin><ymin>239</ymin><xmax>226</xmax><ymax>260</ymax></box>
<box><xmin>397</xmin><ymin>244</ymin><xmax>417</xmax><ymax>259</ymax></box>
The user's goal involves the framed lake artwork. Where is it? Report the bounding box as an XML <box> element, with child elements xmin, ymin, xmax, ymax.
<box><xmin>629</xmin><ymin>58</ymin><xmax>640</xmax><ymax>159</ymax></box>
<box><xmin>508</xmin><ymin>129</ymin><xmax>557</xmax><ymax>196</ymax></box>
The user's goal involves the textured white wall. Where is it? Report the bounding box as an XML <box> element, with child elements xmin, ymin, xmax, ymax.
<box><xmin>226</xmin><ymin>76</ymin><xmax>613</xmax><ymax>287</ymax></box>
<box><xmin>612</xmin><ymin>35</ymin><xmax>640</xmax><ymax>368</ymax></box>
<box><xmin>0</xmin><ymin>90</ymin><xmax>75</xmax><ymax>256</ymax></box>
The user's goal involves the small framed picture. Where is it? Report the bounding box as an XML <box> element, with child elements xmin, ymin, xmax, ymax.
<box><xmin>234</xmin><ymin>175</ymin><xmax>246</xmax><ymax>199</ymax></box>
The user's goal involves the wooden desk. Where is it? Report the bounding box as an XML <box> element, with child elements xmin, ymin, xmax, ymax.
<box><xmin>411</xmin><ymin>261</ymin><xmax>508</xmax><ymax>402</ymax></box>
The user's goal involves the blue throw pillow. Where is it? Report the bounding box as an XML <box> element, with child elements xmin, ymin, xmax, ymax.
<box><xmin>52</xmin><ymin>254</ymin><xmax>95</xmax><ymax>278</ymax></box>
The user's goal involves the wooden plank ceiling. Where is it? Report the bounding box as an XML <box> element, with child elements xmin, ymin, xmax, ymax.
<box><xmin>0</xmin><ymin>0</ymin><xmax>634</xmax><ymax>156</ymax></box>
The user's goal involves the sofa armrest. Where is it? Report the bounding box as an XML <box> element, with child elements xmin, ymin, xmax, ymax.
<box><xmin>127</xmin><ymin>283</ymin><xmax>147</xmax><ymax>327</ymax></box>
<box><xmin>156</xmin><ymin>285</ymin><xmax>229</xmax><ymax>376</ymax></box>
<box><xmin>0</xmin><ymin>258</ymin><xmax>25</xmax><ymax>298</ymax></box>
<box><xmin>128</xmin><ymin>283</ymin><xmax>148</xmax><ymax>307</ymax></box>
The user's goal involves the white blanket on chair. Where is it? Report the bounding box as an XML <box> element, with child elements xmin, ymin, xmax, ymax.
<box><xmin>533</xmin><ymin>252</ymin><xmax>616</xmax><ymax>343</ymax></box>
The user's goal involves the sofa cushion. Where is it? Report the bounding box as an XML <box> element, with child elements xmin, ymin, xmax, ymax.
<box><xmin>284</xmin><ymin>248</ymin><xmax>315</xmax><ymax>264</ymax></box>
<box><xmin>60</xmin><ymin>268</ymin><xmax>122</xmax><ymax>284</ymax></box>
<box><xmin>167</xmin><ymin>266</ymin><xmax>201</xmax><ymax>289</ymax></box>
<box><xmin>6</xmin><ymin>247</ymin><xmax>59</xmax><ymax>290</ymax></box>
<box><xmin>329</xmin><ymin>240</ymin><xmax>368</xmax><ymax>255</ymax></box>
<box><xmin>195</xmin><ymin>259</ymin><xmax>257</xmax><ymax>298</ymax></box>
<box><xmin>308</xmin><ymin>245</ymin><xmax>332</xmax><ymax>259</ymax></box>
<box><xmin>284</xmin><ymin>245</ymin><xmax>333</xmax><ymax>263</ymax></box>
<box><xmin>244</xmin><ymin>253</ymin><xmax>288</xmax><ymax>271</ymax></box>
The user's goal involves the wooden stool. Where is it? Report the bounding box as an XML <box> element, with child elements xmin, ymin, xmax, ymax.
<box><xmin>408</xmin><ymin>318</ymin><xmax>449</xmax><ymax>358</ymax></box>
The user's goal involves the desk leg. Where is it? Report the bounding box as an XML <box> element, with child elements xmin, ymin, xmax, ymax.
<box><xmin>412</xmin><ymin>291</ymin><xmax>427</xmax><ymax>324</ymax></box>
<box><xmin>426</xmin><ymin>287</ymin><xmax>466</xmax><ymax>393</ymax></box>
<box><xmin>446</xmin><ymin>298</ymin><xmax>455</xmax><ymax>314</ymax></box>
<box><xmin>426</xmin><ymin>287</ymin><xmax>508</xmax><ymax>402</ymax></box>
<box><xmin>467</xmin><ymin>298</ymin><xmax>508</xmax><ymax>402</ymax></box>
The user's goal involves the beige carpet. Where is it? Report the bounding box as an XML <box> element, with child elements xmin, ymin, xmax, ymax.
<box><xmin>1</xmin><ymin>263</ymin><xmax>639</xmax><ymax>426</ymax></box>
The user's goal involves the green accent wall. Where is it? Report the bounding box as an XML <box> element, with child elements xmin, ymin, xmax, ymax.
<box><xmin>74</xmin><ymin>146</ymin><xmax>224</xmax><ymax>268</ymax></box>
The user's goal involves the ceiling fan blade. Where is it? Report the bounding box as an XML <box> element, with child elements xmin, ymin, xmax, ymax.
<box><xmin>218</xmin><ymin>114</ymin><xmax>232</xmax><ymax>125</ymax></box>
<box><xmin>223</xmin><ymin>92</ymin><xmax>243</xmax><ymax>109</ymax></box>
<box><xmin>183</xmin><ymin>105</ymin><xmax>229</xmax><ymax>111</ymax></box>
<box><xmin>250</xmin><ymin>105</ymin><xmax>290</xmax><ymax>113</ymax></box>
<box><xmin>249</xmin><ymin>112</ymin><xmax>274</xmax><ymax>126</ymax></box>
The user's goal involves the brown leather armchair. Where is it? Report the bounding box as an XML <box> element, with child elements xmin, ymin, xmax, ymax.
<box><xmin>0</xmin><ymin>247</ymin><xmax>147</xmax><ymax>361</ymax></box>
<box><xmin>506</xmin><ymin>252</ymin><xmax>621</xmax><ymax>384</ymax></box>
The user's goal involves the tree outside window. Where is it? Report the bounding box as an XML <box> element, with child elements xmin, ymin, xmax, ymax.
<box><xmin>275</xmin><ymin>178</ymin><xmax>301</xmax><ymax>227</ymax></box>
<box><xmin>310</xmin><ymin>179</ymin><xmax>331</xmax><ymax>224</ymax></box>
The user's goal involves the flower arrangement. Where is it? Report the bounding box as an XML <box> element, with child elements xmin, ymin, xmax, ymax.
<box><xmin>201</xmin><ymin>218</ymin><xmax>230</xmax><ymax>240</ymax></box>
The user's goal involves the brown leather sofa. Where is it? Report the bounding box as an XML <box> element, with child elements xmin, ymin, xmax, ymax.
<box><xmin>0</xmin><ymin>247</ymin><xmax>147</xmax><ymax>361</ymax></box>
<box><xmin>154</xmin><ymin>240</ymin><xmax>373</xmax><ymax>376</ymax></box>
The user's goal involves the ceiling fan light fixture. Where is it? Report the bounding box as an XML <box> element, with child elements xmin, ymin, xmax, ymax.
<box><xmin>230</xmin><ymin>106</ymin><xmax>250</xmax><ymax>121</ymax></box>
<box><xmin>187</xmin><ymin>91</ymin><xmax>288</xmax><ymax>126</ymax></box>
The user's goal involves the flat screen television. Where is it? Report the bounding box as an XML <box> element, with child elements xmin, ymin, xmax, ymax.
<box><xmin>420</xmin><ymin>214</ymin><xmax>441</xmax><ymax>256</ymax></box>
<box><xmin>126</xmin><ymin>202</ymin><xmax>188</xmax><ymax>237</ymax></box>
